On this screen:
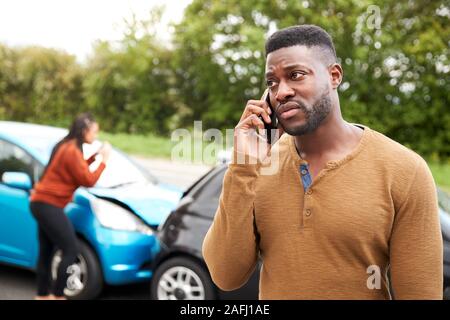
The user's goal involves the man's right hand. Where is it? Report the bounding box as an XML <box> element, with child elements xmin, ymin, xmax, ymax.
<box><xmin>234</xmin><ymin>99</ymin><xmax>273</xmax><ymax>163</ymax></box>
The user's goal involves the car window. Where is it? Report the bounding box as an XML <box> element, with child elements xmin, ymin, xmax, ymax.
<box><xmin>193</xmin><ymin>167</ymin><xmax>226</xmax><ymax>217</ymax></box>
<box><xmin>0</xmin><ymin>139</ymin><xmax>42</xmax><ymax>183</ymax></box>
<box><xmin>182</xmin><ymin>167</ymin><xmax>216</xmax><ymax>198</ymax></box>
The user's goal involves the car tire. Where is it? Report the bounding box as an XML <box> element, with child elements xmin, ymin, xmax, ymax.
<box><xmin>51</xmin><ymin>239</ymin><xmax>103</xmax><ymax>300</ymax></box>
<box><xmin>150</xmin><ymin>256</ymin><xmax>216</xmax><ymax>300</ymax></box>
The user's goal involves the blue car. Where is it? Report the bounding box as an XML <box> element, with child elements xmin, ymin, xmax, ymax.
<box><xmin>0</xmin><ymin>121</ymin><xmax>182</xmax><ymax>299</ymax></box>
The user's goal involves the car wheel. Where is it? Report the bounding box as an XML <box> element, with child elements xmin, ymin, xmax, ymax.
<box><xmin>51</xmin><ymin>240</ymin><xmax>103</xmax><ymax>300</ymax></box>
<box><xmin>151</xmin><ymin>256</ymin><xmax>216</xmax><ymax>300</ymax></box>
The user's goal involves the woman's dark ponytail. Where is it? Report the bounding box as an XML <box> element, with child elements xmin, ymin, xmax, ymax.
<box><xmin>38</xmin><ymin>113</ymin><xmax>96</xmax><ymax>182</ymax></box>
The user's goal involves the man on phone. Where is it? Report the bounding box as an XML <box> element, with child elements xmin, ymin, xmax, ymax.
<box><xmin>202</xmin><ymin>25</ymin><xmax>442</xmax><ymax>299</ymax></box>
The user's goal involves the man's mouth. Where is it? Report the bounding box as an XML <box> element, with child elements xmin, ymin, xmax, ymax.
<box><xmin>277</xmin><ymin>102</ymin><xmax>301</xmax><ymax>120</ymax></box>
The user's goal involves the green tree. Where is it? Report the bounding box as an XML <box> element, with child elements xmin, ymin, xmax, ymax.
<box><xmin>172</xmin><ymin>0</ymin><xmax>450</xmax><ymax>158</ymax></box>
<box><xmin>83</xmin><ymin>8</ymin><xmax>178</xmax><ymax>134</ymax></box>
<box><xmin>0</xmin><ymin>45</ymin><xmax>84</xmax><ymax>126</ymax></box>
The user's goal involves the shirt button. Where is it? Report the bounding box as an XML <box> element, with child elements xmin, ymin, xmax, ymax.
<box><xmin>301</xmin><ymin>169</ymin><xmax>307</xmax><ymax>175</ymax></box>
<box><xmin>305</xmin><ymin>209</ymin><xmax>312</xmax><ymax>217</ymax></box>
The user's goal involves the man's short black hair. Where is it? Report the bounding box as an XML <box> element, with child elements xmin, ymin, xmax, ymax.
<box><xmin>265</xmin><ymin>25</ymin><xmax>337</xmax><ymax>64</ymax></box>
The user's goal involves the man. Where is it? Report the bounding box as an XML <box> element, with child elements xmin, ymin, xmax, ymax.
<box><xmin>202</xmin><ymin>25</ymin><xmax>443</xmax><ymax>299</ymax></box>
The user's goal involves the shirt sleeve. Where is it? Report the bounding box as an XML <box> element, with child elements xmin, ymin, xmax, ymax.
<box><xmin>64</xmin><ymin>145</ymin><xmax>106</xmax><ymax>188</ymax></box>
<box><xmin>86</xmin><ymin>153</ymin><xmax>98</xmax><ymax>165</ymax></box>
<box><xmin>389</xmin><ymin>157</ymin><xmax>443</xmax><ymax>299</ymax></box>
<box><xmin>202</xmin><ymin>154</ymin><xmax>260</xmax><ymax>291</ymax></box>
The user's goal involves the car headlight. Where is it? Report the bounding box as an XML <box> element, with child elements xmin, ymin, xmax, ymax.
<box><xmin>91</xmin><ymin>198</ymin><xmax>153</xmax><ymax>235</ymax></box>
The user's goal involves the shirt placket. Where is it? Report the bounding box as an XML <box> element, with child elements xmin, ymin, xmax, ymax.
<box><xmin>299</xmin><ymin>163</ymin><xmax>313</xmax><ymax>229</ymax></box>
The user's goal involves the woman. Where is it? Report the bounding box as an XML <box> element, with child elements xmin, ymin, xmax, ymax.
<box><xmin>29</xmin><ymin>113</ymin><xmax>111</xmax><ymax>300</ymax></box>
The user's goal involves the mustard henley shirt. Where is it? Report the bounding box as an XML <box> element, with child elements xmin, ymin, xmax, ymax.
<box><xmin>202</xmin><ymin>124</ymin><xmax>443</xmax><ymax>299</ymax></box>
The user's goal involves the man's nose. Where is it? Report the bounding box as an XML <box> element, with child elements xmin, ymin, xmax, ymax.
<box><xmin>275</xmin><ymin>81</ymin><xmax>295</xmax><ymax>103</ymax></box>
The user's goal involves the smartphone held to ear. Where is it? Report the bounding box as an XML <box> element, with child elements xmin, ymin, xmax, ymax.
<box><xmin>260</xmin><ymin>89</ymin><xmax>278</xmax><ymax>144</ymax></box>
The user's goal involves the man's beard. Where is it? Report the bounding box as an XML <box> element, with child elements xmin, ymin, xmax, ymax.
<box><xmin>280</xmin><ymin>91</ymin><xmax>332</xmax><ymax>136</ymax></box>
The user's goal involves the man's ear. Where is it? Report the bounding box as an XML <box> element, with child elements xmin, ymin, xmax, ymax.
<box><xmin>329</xmin><ymin>63</ymin><xmax>343</xmax><ymax>89</ymax></box>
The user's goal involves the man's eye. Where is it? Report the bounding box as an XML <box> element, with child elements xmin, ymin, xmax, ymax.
<box><xmin>291</xmin><ymin>71</ymin><xmax>305</xmax><ymax>80</ymax></box>
<box><xmin>266</xmin><ymin>80</ymin><xmax>277</xmax><ymax>87</ymax></box>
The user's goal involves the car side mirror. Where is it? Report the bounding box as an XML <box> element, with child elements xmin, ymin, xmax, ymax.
<box><xmin>1</xmin><ymin>172</ymin><xmax>32</xmax><ymax>191</ymax></box>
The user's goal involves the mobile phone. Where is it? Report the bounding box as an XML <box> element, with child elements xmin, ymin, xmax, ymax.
<box><xmin>261</xmin><ymin>89</ymin><xmax>278</xmax><ymax>144</ymax></box>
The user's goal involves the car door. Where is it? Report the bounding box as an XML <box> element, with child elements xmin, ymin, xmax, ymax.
<box><xmin>189</xmin><ymin>166</ymin><xmax>260</xmax><ymax>299</ymax></box>
<box><xmin>0</xmin><ymin>138</ymin><xmax>42</xmax><ymax>268</ymax></box>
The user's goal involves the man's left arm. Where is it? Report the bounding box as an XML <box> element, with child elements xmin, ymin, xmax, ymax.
<box><xmin>389</xmin><ymin>157</ymin><xmax>443</xmax><ymax>299</ymax></box>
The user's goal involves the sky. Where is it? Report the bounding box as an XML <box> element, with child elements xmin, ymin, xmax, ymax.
<box><xmin>0</xmin><ymin>0</ymin><xmax>192</xmax><ymax>61</ymax></box>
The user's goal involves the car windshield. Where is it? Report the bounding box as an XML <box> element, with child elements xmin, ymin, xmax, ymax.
<box><xmin>26</xmin><ymin>133</ymin><xmax>155</xmax><ymax>188</ymax></box>
<box><xmin>83</xmin><ymin>141</ymin><xmax>152</xmax><ymax>188</ymax></box>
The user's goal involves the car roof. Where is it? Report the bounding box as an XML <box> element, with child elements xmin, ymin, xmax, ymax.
<box><xmin>0</xmin><ymin>121</ymin><xmax>67</xmax><ymax>139</ymax></box>
<box><xmin>0</xmin><ymin>121</ymin><xmax>67</xmax><ymax>163</ymax></box>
